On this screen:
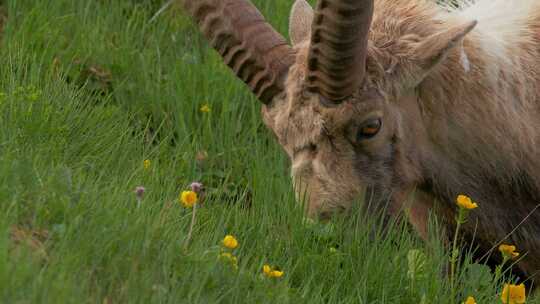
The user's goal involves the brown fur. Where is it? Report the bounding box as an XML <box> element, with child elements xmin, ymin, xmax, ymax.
<box><xmin>262</xmin><ymin>0</ymin><xmax>540</xmax><ymax>283</ymax></box>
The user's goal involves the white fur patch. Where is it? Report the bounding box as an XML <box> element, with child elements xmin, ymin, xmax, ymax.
<box><xmin>440</xmin><ymin>0</ymin><xmax>539</xmax><ymax>82</ymax></box>
<box><xmin>460</xmin><ymin>46</ymin><xmax>470</xmax><ymax>73</ymax></box>
<box><xmin>451</xmin><ymin>0</ymin><xmax>538</xmax><ymax>51</ymax></box>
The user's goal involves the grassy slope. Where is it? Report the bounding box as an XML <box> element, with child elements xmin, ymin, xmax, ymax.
<box><xmin>0</xmin><ymin>1</ymin><xmax>532</xmax><ymax>303</ymax></box>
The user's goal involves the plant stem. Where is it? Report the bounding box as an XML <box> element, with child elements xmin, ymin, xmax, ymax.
<box><xmin>149</xmin><ymin>0</ymin><xmax>174</xmax><ymax>23</ymax></box>
<box><xmin>184</xmin><ymin>204</ymin><xmax>197</xmax><ymax>250</ymax></box>
<box><xmin>450</xmin><ymin>209</ymin><xmax>465</xmax><ymax>300</ymax></box>
<box><xmin>494</xmin><ymin>258</ymin><xmax>508</xmax><ymax>283</ymax></box>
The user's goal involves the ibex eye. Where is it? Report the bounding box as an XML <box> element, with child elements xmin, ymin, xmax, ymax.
<box><xmin>357</xmin><ymin>118</ymin><xmax>382</xmax><ymax>140</ymax></box>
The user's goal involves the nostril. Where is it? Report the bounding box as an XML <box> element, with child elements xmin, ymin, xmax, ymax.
<box><xmin>292</xmin><ymin>143</ymin><xmax>317</xmax><ymax>158</ymax></box>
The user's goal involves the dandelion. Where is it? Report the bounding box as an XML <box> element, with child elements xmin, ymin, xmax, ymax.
<box><xmin>263</xmin><ymin>264</ymin><xmax>284</xmax><ymax>278</ymax></box>
<box><xmin>456</xmin><ymin>194</ymin><xmax>478</xmax><ymax>210</ymax></box>
<box><xmin>499</xmin><ymin>244</ymin><xmax>520</xmax><ymax>260</ymax></box>
<box><xmin>222</xmin><ymin>235</ymin><xmax>239</xmax><ymax>249</ymax></box>
<box><xmin>463</xmin><ymin>296</ymin><xmax>476</xmax><ymax>304</ymax></box>
<box><xmin>200</xmin><ymin>104</ymin><xmax>211</xmax><ymax>113</ymax></box>
<box><xmin>180</xmin><ymin>190</ymin><xmax>198</xmax><ymax>208</ymax></box>
<box><xmin>270</xmin><ymin>270</ymin><xmax>284</xmax><ymax>278</ymax></box>
<box><xmin>143</xmin><ymin>159</ymin><xmax>151</xmax><ymax>170</ymax></box>
<box><xmin>501</xmin><ymin>283</ymin><xmax>526</xmax><ymax>304</ymax></box>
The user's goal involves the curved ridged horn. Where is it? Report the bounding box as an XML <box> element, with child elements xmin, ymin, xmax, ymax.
<box><xmin>307</xmin><ymin>0</ymin><xmax>374</xmax><ymax>102</ymax></box>
<box><xmin>181</xmin><ymin>0</ymin><xmax>295</xmax><ymax>104</ymax></box>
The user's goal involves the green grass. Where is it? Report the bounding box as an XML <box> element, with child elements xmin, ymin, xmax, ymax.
<box><xmin>0</xmin><ymin>1</ymin><xmax>534</xmax><ymax>303</ymax></box>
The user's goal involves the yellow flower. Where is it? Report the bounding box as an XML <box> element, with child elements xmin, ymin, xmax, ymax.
<box><xmin>143</xmin><ymin>159</ymin><xmax>151</xmax><ymax>170</ymax></box>
<box><xmin>222</xmin><ymin>235</ymin><xmax>239</xmax><ymax>249</ymax></box>
<box><xmin>200</xmin><ymin>104</ymin><xmax>211</xmax><ymax>113</ymax></box>
<box><xmin>179</xmin><ymin>190</ymin><xmax>198</xmax><ymax>208</ymax></box>
<box><xmin>263</xmin><ymin>264</ymin><xmax>272</xmax><ymax>275</ymax></box>
<box><xmin>456</xmin><ymin>194</ymin><xmax>478</xmax><ymax>210</ymax></box>
<box><xmin>269</xmin><ymin>270</ymin><xmax>284</xmax><ymax>278</ymax></box>
<box><xmin>262</xmin><ymin>264</ymin><xmax>284</xmax><ymax>278</ymax></box>
<box><xmin>501</xmin><ymin>283</ymin><xmax>526</xmax><ymax>304</ymax></box>
<box><xmin>463</xmin><ymin>296</ymin><xmax>476</xmax><ymax>304</ymax></box>
<box><xmin>499</xmin><ymin>244</ymin><xmax>520</xmax><ymax>259</ymax></box>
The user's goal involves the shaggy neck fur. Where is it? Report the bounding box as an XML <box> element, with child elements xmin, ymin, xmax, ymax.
<box><xmin>366</xmin><ymin>0</ymin><xmax>540</xmax><ymax>276</ymax></box>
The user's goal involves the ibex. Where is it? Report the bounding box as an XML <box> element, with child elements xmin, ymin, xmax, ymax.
<box><xmin>180</xmin><ymin>0</ymin><xmax>540</xmax><ymax>284</ymax></box>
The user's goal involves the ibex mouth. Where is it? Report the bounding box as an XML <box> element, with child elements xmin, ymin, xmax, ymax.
<box><xmin>317</xmin><ymin>205</ymin><xmax>349</xmax><ymax>221</ymax></box>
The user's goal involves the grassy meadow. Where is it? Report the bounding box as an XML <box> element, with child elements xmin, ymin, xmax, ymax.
<box><xmin>0</xmin><ymin>0</ymin><xmax>534</xmax><ymax>303</ymax></box>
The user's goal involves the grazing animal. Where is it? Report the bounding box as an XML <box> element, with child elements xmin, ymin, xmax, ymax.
<box><xmin>180</xmin><ymin>0</ymin><xmax>540</xmax><ymax>284</ymax></box>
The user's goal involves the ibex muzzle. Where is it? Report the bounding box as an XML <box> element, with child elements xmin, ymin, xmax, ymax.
<box><xmin>181</xmin><ymin>0</ymin><xmax>540</xmax><ymax>285</ymax></box>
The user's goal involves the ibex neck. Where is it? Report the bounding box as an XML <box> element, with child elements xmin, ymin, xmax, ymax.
<box><xmin>416</xmin><ymin>3</ymin><xmax>540</xmax><ymax>212</ymax></box>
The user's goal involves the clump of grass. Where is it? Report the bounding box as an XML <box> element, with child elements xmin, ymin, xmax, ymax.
<box><xmin>0</xmin><ymin>0</ymin><xmax>537</xmax><ymax>303</ymax></box>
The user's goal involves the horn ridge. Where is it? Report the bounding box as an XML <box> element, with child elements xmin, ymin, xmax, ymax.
<box><xmin>181</xmin><ymin>0</ymin><xmax>294</xmax><ymax>104</ymax></box>
<box><xmin>307</xmin><ymin>0</ymin><xmax>374</xmax><ymax>103</ymax></box>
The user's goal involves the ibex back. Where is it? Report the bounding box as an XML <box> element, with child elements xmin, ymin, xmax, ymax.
<box><xmin>181</xmin><ymin>0</ymin><xmax>540</xmax><ymax>284</ymax></box>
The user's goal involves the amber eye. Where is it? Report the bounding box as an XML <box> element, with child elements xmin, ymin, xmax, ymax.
<box><xmin>357</xmin><ymin>118</ymin><xmax>382</xmax><ymax>140</ymax></box>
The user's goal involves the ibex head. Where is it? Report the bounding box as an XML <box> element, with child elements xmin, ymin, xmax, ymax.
<box><xmin>182</xmin><ymin>0</ymin><xmax>477</xmax><ymax>219</ymax></box>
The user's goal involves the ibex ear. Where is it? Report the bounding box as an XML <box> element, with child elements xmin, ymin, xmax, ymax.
<box><xmin>410</xmin><ymin>20</ymin><xmax>477</xmax><ymax>83</ymax></box>
<box><xmin>289</xmin><ymin>0</ymin><xmax>314</xmax><ymax>46</ymax></box>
